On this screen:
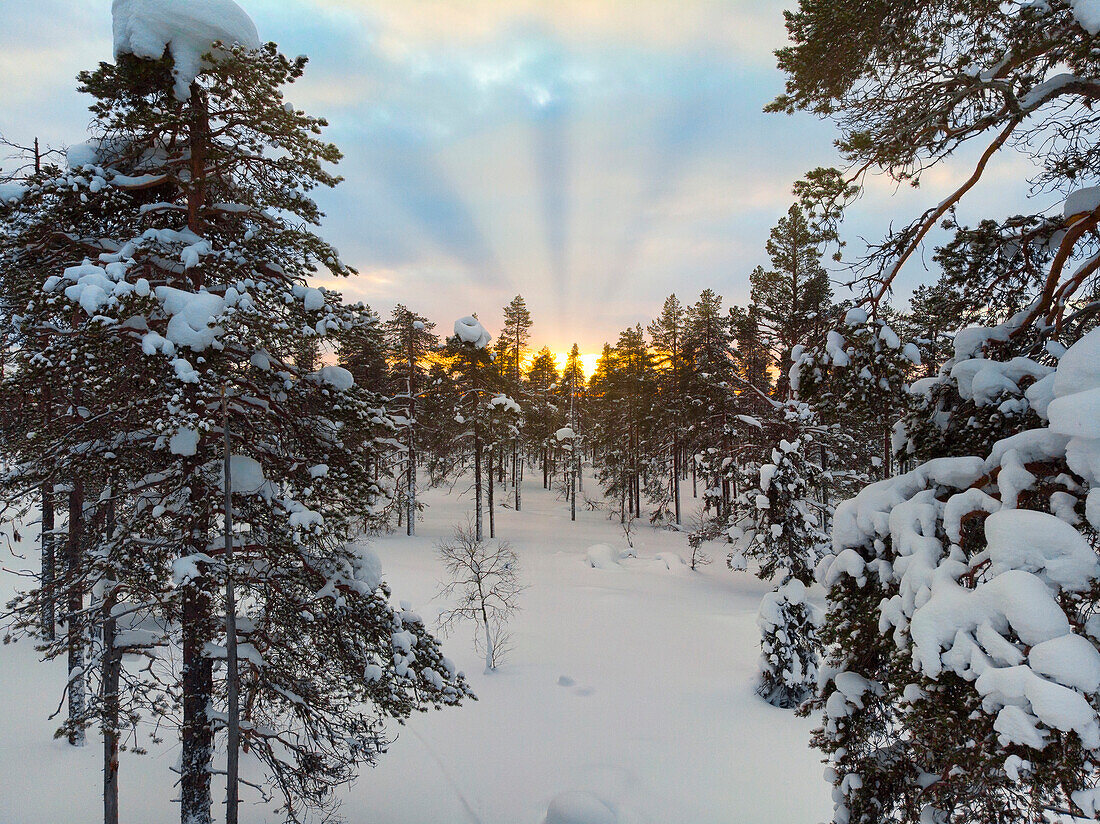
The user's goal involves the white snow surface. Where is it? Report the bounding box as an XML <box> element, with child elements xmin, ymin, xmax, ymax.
<box><xmin>0</xmin><ymin>473</ymin><xmax>829</xmax><ymax>824</ymax></box>
<box><xmin>168</xmin><ymin>426</ymin><xmax>199</xmax><ymax>456</ymax></box>
<box><xmin>113</xmin><ymin>0</ymin><xmax>260</xmax><ymax>99</ymax></box>
<box><xmin>155</xmin><ymin>286</ymin><xmax>225</xmax><ymax>352</ymax></box>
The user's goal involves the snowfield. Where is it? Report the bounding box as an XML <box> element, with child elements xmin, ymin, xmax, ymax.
<box><xmin>0</xmin><ymin>475</ymin><xmax>830</xmax><ymax>823</ymax></box>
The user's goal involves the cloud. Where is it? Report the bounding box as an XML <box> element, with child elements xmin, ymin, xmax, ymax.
<box><xmin>1</xmin><ymin>0</ymin><xmax>1047</xmax><ymax>351</ymax></box>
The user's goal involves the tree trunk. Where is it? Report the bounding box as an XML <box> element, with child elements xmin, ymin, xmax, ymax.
<box><xmin>513</xmin><ymin>443</ymin><xmax>521</xmax><ymax>510</ymax></box>
<box><xmin>181</xmin><ymin>578</ymin><xmax>215</xmax><ymax>824</ymax></box>
<box><xmin>66</xmin><ymin>481</ymin><xmax>86</xmax><ymax>747</ymax></box>
<box><xmin>474</xmin><ymin>428</ymin><xmax>483</xmax><ymax>542</ymax></box>
<box><xmin>407</xmin><ymin>429</ymin><xmax>416</xmax><ymax>537</ymax></box>
<box><xmin>181</xmin><ymin>481</ymin><xmax>214</xmax><ymax>824</ymax></box>
<box><xmin>673</xmin><ymin>436</ymin><xmax>681</xmax><ymax>526</ymax></box>
<box><xmin>407</xmin><ymin>365</ymin><xmax>417</xmax><ymax>536</ymax></box>
<box><xmin>223</xmin><ymin>397</ymin><xmax>241</xmax><ymax>824</ymax></box>
<box><xmin>488</xmin><ymin>447</ymin><xmax>496</xmax><ymax>539</ymax></box>
<box><xmin>102</xmin><ymin>498</ymin><xmax>121</xmax><ymax>824</ymax></box>
<box><xmin>41</xmin><ymin>483</ymin><xmax>55</xmax><ymax>640</ymax></box>
<box><xmin>570</xmin><ymin>450</ymin><xmax>576</xmax><ymax>523</ymax></box>
<box><xmin>102</xmin><ymin>587</ymin><xmax>121</xmax><ymax>824</ymax></box>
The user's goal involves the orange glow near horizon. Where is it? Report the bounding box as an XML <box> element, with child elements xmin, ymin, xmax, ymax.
<box><xmin>523</xmin><ymin>351</ymin><xmax>599</xmax><ymax>380</ymax></box>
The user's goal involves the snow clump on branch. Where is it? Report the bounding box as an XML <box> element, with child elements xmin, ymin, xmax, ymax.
<box><xmin>113</xmin><ymin>0</ymin><xmax>261</xmax><ymax>99</ymax></box>
<box><xmin>454</xmin><ymin>315</ymin><xmax>491</xmax><ymax>349</ymax></box>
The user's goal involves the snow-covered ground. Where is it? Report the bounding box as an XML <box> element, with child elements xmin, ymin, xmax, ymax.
<box><xmin>0</xmin><ymin>474</ymin><xmax>831</xmax><ymax>824</ymax></box>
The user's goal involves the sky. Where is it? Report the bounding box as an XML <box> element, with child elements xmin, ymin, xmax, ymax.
<box><xmin>0</xmin><ymin>0</ymin><xmax>1047</xmax><ymax>357</ymax></box>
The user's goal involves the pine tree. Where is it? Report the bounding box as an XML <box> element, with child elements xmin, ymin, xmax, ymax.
<box><xmin>792</xmin><ymin>308</ymin><xmax>920</xmax><ymax>478</ymax></box>
<box><xmin>744</xmin><ymin>431</ymin><xmax>827</xmax><ymax>708</ymax></box>
<box><xmin>729</xmin><ymin>304</ymin><xmax>772</xmax><ymax>399</ymax></box>
<box><xmin>772</xmin><ymin>3</ymin><xmax>1100</xmax><ymax>816</ymax></box>
<box><xmin>1</xmin><ymin>30</ymin><xmax>471</xmax><ymax>824</ymax></box>
<box><xmin>447</xmin><ymin>316</ymin><xmax>495</xmax><ymax>541</ymax></box>
<box><xmin>562</xmin><ymin>343</ymin><xmax>586</xmax><ymax>520</ymax></box>
<box><xmin>648</xmin><ymin>294</ymin><xmax>688</xmax><ymax>525</ymax></box>
<box><xmin>337</xmin><ymin>305</ymin><xmax>389</xmax><ymax>388</ymax></box>
<box><xmin>524</xmin><ymin>347</ymin><xmax>561</xmax><ymax>490</ymax></box>
<box><xmin>590</xmin><ymin>328</ymin><xmax>654</xmax><ymax>523</ymax></box>
<box><xmin>494</xmin><ymin>295</ymin><xmax>532</xmax><ymax>508</ymax></box>
<box><xmin>904</xmin><ymin>279</ymin><xmax>966</xmax><ymax>379</ymax></box>
<box><xmin>683</xmin><ymin>290</ymin><xmax>738</xmax><ymax>521</ymax></box>
<box><xmin>381</xmin><ymin>305</ymin><xmax>438</xmax><ymax>536</ymax></box>
<box><xmin>749</xmin><ymin>204</ymin><xmax>833</xmax><ymax>398</ymax></box>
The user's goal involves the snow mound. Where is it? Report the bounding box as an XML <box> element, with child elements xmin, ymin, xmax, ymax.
<box><xmin>585</xmin><ymin>544</ymin><xmax>622</xmax><ymax>570</ymax></box>
<box><xmin>543</xmin><ymin>792</ymin><xmax>618</xmax><ymax>824</ymax></box>
<box><xmin>169</xmin><ymin>426</ymin><xmax>200</xmax><ymax>456</ymax></box>
<box><xmin>454</xmin><ymin>315</ymin><xmax>491</xmax><ymax>349</ymax></box>
<box><xmin>1065</xmin><ymin>184</ymin><xmax>1100</xmax><ymax>220</ymax></box>
<box><xmin>654</xmin><ymin>551</ymin><xmax>687</xmax><ymax>572</ymax></box>
<box><xmin>113</xmin><ymin>0</ymin><xmax>261</xmax><ymax>100</ymax></box>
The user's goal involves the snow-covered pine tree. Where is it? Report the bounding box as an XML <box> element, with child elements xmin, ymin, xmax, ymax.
<box><xmin>2</xmin><ymin>6</ymin><xmax>472</xmax><ymax>821</ymax></box>
<box><xmin>749</xmin><ymin>204</ymin><xmax>833</xmax><ymax>399</ymax></box>
<box><xmin>648</xmin><ymin>294</ymin><xmax>689</xmax><ymax>526</ymax></box>
<box><xmin>380</xmin><ymin>305</ymin><xmax>438</xmax><ymax>536</ymax></box>
<box><xmin>494</xmin><ymin>295</ymin><xmax>532</xmax><ymax>508</ymax></box>
<box><xmin>742</xmin><ymin>418</ymin><xmax>827</xmax><ymax>708</ymax></box>
<box><xmin>486</xmin><ymin>394</ymin><xmax>522</xmax><ymax>536</ymax></box>
<box><xmin>773</xmin><ymin>0</ymin><xmax>1100</xmax><ymax>817</ymax></box>
<box><xmin>448</xmin><ymin>316</ymin><xmax>494</xmax><ymax>540</ymax></box>
<box><xmin>524</xmin><ymin>346</ymin><xmax>561</xmax><ymax>490</ymax></box>
<box><xmin>791</xmin><ymin>307</ymin><xmax>920</xmax><ymax>478</ymax></box>
<box><xmin>0</xmin><ymin>140</ymin><xmax>155</xmax><ymax>754</ymax></box>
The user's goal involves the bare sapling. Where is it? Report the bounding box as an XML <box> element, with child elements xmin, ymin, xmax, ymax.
<box><xmin>436</xmin><ymin>522</ymin><xmax>524</xmax><ymax>673</ymax></box>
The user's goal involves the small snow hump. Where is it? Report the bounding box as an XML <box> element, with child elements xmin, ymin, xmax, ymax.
<box><xmin>585</xmin><ymin>544</ymin><xmax>621</xmax><ymax>570</ymax></box>
<box><xmin>544</xmin><ymin>792</ymin><xmax>617</xmax><ymax>824</ymax></box>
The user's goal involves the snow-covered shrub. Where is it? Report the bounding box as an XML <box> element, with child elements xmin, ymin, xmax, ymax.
<box><xmin>743</xmin><ymin>432</ymin><xmax>829</xmax><ymax>707</ymax></box>
<box><xmin>758</xmin><ymin>580</ymin><xmax>822</xmax><ymax>709</ymax></box>
<box><xmin>810</xmin><ymin>326</ymin><xmax>1100</xmax><ymax>823</ymax></box>
<box><xmin>897</xmin><ymin>315</ymin><xmax>1053</xmax><ymax>465</ymax></box>
<box><xmin>744</xmin><ymin>433</ymin><xmax>829</xmax><ymax>584</ymax></box>
<box><xmin>792</xmin><ymin>307</ymin><xmax>920</xmax><ymax>477</ymax></box>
